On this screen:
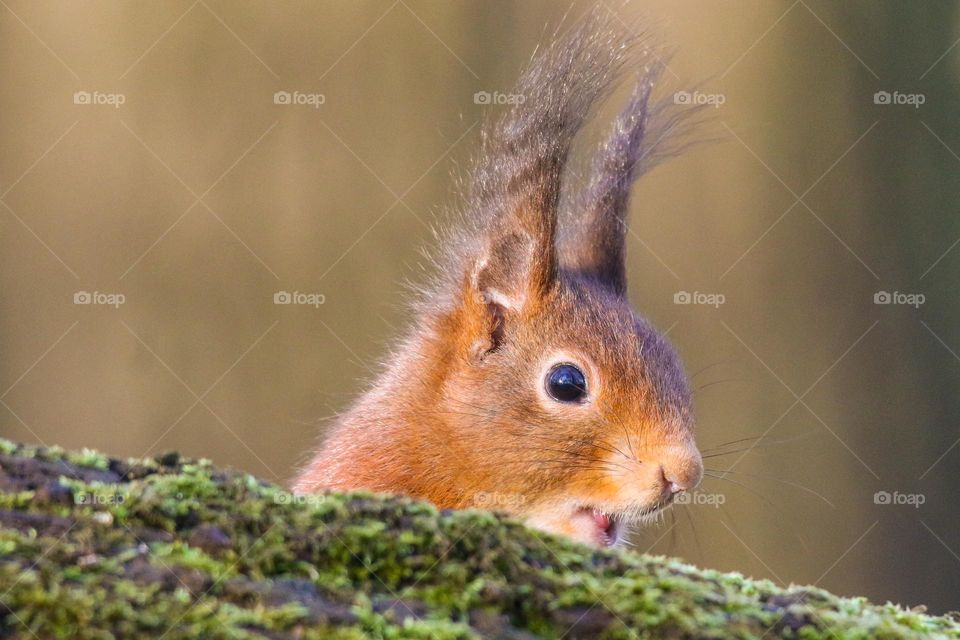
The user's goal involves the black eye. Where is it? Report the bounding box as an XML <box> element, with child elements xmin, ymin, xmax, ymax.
<box><xmin>545</xmin><ymin>364</ymin><xmax>587</xmax><ymax>403</ymax></box>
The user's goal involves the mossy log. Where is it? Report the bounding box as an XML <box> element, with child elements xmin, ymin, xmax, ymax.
<box><xmin>0</xmin><ymin>439</ymin><xmax>955</xmax><ymax>639</ymax></box>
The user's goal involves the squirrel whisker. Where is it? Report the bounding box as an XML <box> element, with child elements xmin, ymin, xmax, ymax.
<box><xmin>689</xmin><ymin>358</ymin><xmax>738</xmax><ymax>380</ymax></box>
<box><xmin>703</xmin><ymin>468</ymin><xmax>834</xmax><ymax>508</ymax></box>
<box><xmin>698</xmin><ymin>472</ymin><xmax>815</xmax><ymax>528</ymax></box>
<box><xmin>501</xmin><ymin>432</ymin><xmax>634</xmax><ymax>465</ymax></box>
<box><xmin>443</xmin><ymin>396</ymin><xmax>637</xmax><ymax>463</ymax></box>
<box><xmin>700</xmin><ymin>434</ymin><xmax>768</xmax><ymax>452</ymax></box>
<box><xmin>693</xmin><ymin>378</ymin><xmax>742</xmax><ymax>394</ymax></box>
<box><xmin>694</xmin><ymin>473</ymin><xmax>813</xmax><ymax>554</ymax></box>
<box><xmin>605</xmin><ymin>411</ymin><xmax>641</xmax><ymax>462</ymax></box>
<box><xmin>428</xmin><ymin>404</ymin><xmax>631</xmax><ymax>468</ymax></box>
<box><xmin>483</xmin><ymin>447</ymin><xmax>633</xmax><ymax>476</ymax></box>
<box><xmin>437</xmin><ymin>398</ymin><xmax>637</xmax><ymax>466</ymax></box>
<box><xmin>701</xmin><ymin>432</ymin><xmax>817</xmax><ymax>458</ymax></box>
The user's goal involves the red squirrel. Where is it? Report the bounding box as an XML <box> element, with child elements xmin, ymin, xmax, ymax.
<box><xmin>294</xmin><ymin>10</ymin><xmax>704</xmax><ymax>548</ymax></box>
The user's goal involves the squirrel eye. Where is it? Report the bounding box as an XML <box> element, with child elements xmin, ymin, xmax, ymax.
<box><xmin>545</xmin><ymin>364</ymin><xmax>587</xmax><ymax>403</ymax></box>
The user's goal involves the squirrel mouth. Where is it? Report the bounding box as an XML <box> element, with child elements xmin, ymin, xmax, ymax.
<box><xmin>576</xmin><ymin>508</ymin><xmax>622</xmax><ymax>547</ymax></box>
<box><xmin>575</xmin><ymin>498</ymin><xmax>674</xmax><ymax>548</ymax></box>
<box><xmin>593</xmin><ymin>510</ymin><xmax>621</xmax><ymax>547</ymax></box>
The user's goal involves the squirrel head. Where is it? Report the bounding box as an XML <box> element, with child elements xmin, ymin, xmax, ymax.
<box><xmin>296</xmin><ymin>9</ymin><xmax>704</xmax><ymax>549</ymax></box>
<box><xmin>426</xmin><ymin>11</ymin><xmax>703</xmax><ymax>547</ymax></box>
<box><xmin>439</xmin><ymin>262</ymin><xmax>701</xmax><ymax>547</ymax></box>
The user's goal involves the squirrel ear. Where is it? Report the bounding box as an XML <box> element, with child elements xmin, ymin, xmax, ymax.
<box><xmin>466</xmin><ymin>216</ymin><xmax>551</xmax><ymax>359</ymax></box>
<box><xmin>472</xmin><ymin>204</ymin><xmax>557</xmax><ymax>312</ymax></box>
<box><xmin>561</xmin><ymin>55</ymin><xmax>700</xmax><ymax>297</ymax></box>
<box><xmin>465</xmin><ymin>11</ymin><xmax>629</xmax><ymax>312</ymax></box>
<box><xmin>560</xmin><ymin>73</ymin><xmax>660</xmax><ymax>297</ymax></box>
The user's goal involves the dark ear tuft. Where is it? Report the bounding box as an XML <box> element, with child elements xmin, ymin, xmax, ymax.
<box><xmin>561</xmin><ymin>54</ymin><xmax>703</xmax><ymax>296</ymax></box>
<box><xmin>466</xmin><ymin>9</ymin><xmax>633</xmax><ymax>311</ymax></box>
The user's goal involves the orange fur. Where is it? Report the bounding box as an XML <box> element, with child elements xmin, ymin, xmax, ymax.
<box><xmin>293</xmin><ymin>10</ymin><xmax>703</xmax><ymax>548</ymax></box>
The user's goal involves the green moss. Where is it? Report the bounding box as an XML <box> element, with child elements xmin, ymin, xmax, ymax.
<box><xmin>0</xmin><ymin>437</ymin><xmax>956</xmax><ymax>639</ymax></box>
<box><xmin>65</xmin><ymin>448</ymin><xmax>110</xmax><ymax>471</ymax></box>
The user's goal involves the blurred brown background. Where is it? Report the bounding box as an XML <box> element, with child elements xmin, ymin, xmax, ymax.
<box><xmin>1</xmin><ymin>0</ymin><xmax>959</xmax><ymax>614</ymax></box>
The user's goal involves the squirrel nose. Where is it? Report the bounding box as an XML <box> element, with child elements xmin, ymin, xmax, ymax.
<box><xmin>657</xmin><ymin>447</ymin><xmax>703</xmax><ymax>495</ymax></box>
<box><xmin>658</xmin><ymin>466</ymin><xmax>685</xmax><ymax>496</ymax></box>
